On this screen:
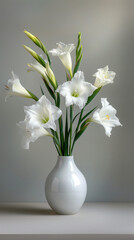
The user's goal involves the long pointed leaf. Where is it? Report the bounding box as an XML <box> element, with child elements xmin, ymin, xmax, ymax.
<box><xmin>40</xmin><ymin>85</ymin><xmax>44</xmax><ymax>95</ymax></box>
<box><xmin>74</xmin><ymin>124</ymin><xmax>89</xmax><ymax>143</ymax></box>
<box><xmin>42</xmin><ymin>78</ymin><xmax>56</xmax><ymax>100</ymax></box>
<box><xmin>86</xmin><ymin>87</ymin><xmax>101</xmax><ymax>106</ymax></box>
<box><xmin>81</xmin><ymin>107</ymin><xmax>97</xmax><ymax>122</ymax></box>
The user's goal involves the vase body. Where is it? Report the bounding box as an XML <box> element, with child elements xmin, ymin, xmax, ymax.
<box><xmin>45</xmin><ymin>156</ymin><xmax>87</xmax><ymax>215</ymax></box>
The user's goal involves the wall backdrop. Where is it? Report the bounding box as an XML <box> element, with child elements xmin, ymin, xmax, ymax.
<box><xmin>0</xmin><ymin>0</ymin><xmax>134</xmax><ymax>202</ymax></box>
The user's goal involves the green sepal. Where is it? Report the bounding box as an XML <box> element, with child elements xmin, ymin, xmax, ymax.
<box><xmin>80</xmin><ymin>118</ymin><xmax>91</xmax><ymax>130</ymax></box>
<box><xmin>23</xmin><ymin>45</ymin><xmax>46</xmax><ymax>68</ymax></box>
<box><xmin>24</xmin><ymin>30</ymin><xmax>51</xmax><ymax>65</ymax></box>
<box><xmin>73</xmin><ymin>53</ymin><xmax>83</xmax><ymax>75</ymax></box>
<box><xmin>76</xmin><ymin>45</ymin><xmax>83</xmax><ymax>62</ymax></box>
<box><xmin>76</xmin><ymin>32</ymin><xmax>81</xmax><ymax>60</ymax></box>
<box><xmin>47</xmin><ymin>74</ymin><xmax>58</xmax><ymax>90</ymax></box>
<box><xmin>66</xmin><ymin>72</ymin><xmax>71</xmax><ymax>81</ymax></box>
<box><xmin>27</xmin><ymin>90</ymin><xmax>38</xmax><ymax>101</ymax></box>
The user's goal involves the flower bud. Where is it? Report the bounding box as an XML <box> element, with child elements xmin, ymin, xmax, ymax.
<box><xmin>46</xmin><ymin>62</ymin><xmax>58</xmax><ymax>89</ymax></box>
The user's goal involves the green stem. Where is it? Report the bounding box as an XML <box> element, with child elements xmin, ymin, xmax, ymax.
<box><xmin>69</xmin><ymin>68</ymin><xmax>73</xmax><ymax>79</ymax></box>
<box><xmin>69</xmin><ymin>105</ymin><xmax>73</xmax><ymax>155</ymax></box>
<box><xmin>64</xmin><ymin>108</ymin><xmax>68</xmax><ymax>156</ymax></box>
<box><xmin>51</xmin><ymin>129</ymin><xmax>62</xmax><ymax>155</ymax></box>
<box><xmin>71</xmin><ymin>108</ymin><xmax>84</xmax><ymax>153</ymax></box>
<box><xmin>53</xmin><ymin>136</ymin><xmax>63</xmax><ymax>156</ymax></box>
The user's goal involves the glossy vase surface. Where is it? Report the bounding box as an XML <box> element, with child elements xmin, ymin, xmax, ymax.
<box><xmin>45</xmin><ymin>156</ymin><xmax>87</xmax><ymax>215</ymax></box>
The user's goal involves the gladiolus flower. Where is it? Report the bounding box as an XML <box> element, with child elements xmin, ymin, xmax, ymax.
<box><xmin>56</xmin><ymin>71</ymin><xmax>96</xmax><ymax>109</ymax></box>
<box><xmin>17</xmin><ymin>117</ymin><xmax>52</xmax><ymax>149</ymax></box>
<box><xmin>27</xmin><ymin>61</ymin><xmax>47</xmax><ymax>79</ymax></box>
<box><xmin>5</xmin><ymin>72</ymin><xmax>31</xmax><ymax>100</ymax></box>
<box><xmin>91</xmin><ymin>98</ymin><xmax>122</xmax><ymax>137</ymax></box>
<box><xmin>93</xmin><ymin>66</ymin><xmax>116</xmax><ymax>88</ymax></box>
<box><xmin>49</xmin><ymin>42</ymin><xmax>75</xmax><ymax>76</ymax></box>
<box><xmin>24</xmin><ymin>95</ymin><xmax>62</xmax><ymax>131</ymax></box>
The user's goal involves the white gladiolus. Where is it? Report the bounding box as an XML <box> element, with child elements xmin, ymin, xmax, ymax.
<box><xmin>56</xmin><ymin>71</ymin><xmax>97</xmax><ymax>109</ymax></box>
<box><xmin>49</xmin><ymin>42</ymin><xmax>75</xmax><ymax>75</ymax></box>
<box><xmin>91</xmin><ymin>98</ymin><xmax>122</xmax><ymax>137</ymax></box>
<box><xmin>93</xmin><ymin>66</ymin><xmax>116</xmax><ymax>88</ymax></box>
<box><xmin>5</xmin><ymin>72</ymin><xmax>31</xmax><ymax>100</ymax></box>
<box><xmin>17</xmin><ymin>117</ymin><xmax>52</xmax><ymax>149</ymax></box>
<box><xmin>28</xmin><ymin>61</ymin><xmax>57</xmax><ymax>88</ymax></box>
<box><xmin>27</xmin><ymin>61</ymin><xmax>47</xmax><ymax>79</ymax></box>
<box><xmin>24</xmin><ymin>95</ymin><xmax>62</xmax><ymax>131</ymax></box>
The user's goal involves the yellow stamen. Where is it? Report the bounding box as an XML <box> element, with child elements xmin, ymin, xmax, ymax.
<box><xmin>105</xmin><ymin>115</ymin><xmax>110</xmax><ymax>120</ymax></box>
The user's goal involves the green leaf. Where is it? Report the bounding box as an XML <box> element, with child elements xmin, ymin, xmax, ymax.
<box><xmin>81</xmin><ymin>106</ymin><xmax>97</xmax><ymax>122</ymax></box>
<box><xmin>42</xmin><ymin>78</ymin><xmax>56</xmax><ymax>101</ymax></box>
<box><xmin>59</xmin><ymin>116</ymin><xmax>64</xmax><ymax>153</ymax></box>
<box><xmin>40</xmin><ymin>85</ymin><xmax>44</xmax><ymax>95</ymax></box>
<box><xmin>56</xmin><ymin>93</ymin><xmax>60</xmax><ymax>108</ymax></box>
<box><xmin>86</xmin><ymin>87</ymin><xmax>102</xmax><ymax>106</ymax></box>
<box><xmin>72</xmin><ymin>112</ymin><xmax>80</xmax><ymax>124</ymax></box>
<box><xmin>74</xmin><ymin>124</ymin><xmax>89</xmax><ymax>143</ymax></box>
<box><xmin>51</xmin><ymin>129</ymin><xmax>62</xmax><ymax>155</ymax></box>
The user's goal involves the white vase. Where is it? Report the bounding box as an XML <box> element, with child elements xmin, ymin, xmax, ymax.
<box><xmin>45</xmin><ymin>156</ymin><xmax>87</xmax><ymax>215</ymax></box>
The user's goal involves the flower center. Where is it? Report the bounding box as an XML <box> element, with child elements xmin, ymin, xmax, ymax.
<box><xmin>42</xmin><ymin>116</ymin><xmax>49</xmax><ymax>124</ymax></box>
<box><xmin>105</xmin><ymin>115</ymin><xmax>110</xmax><ymax>120</ymax></box>
<box><xmin>104</xmin><ymin>73</ymin><xmax>109</xmax><ymax>79</ymax></box>
<box><xmin>72</xmin><ymin>89</ymin><xmax>79</xmax><ymax>97</ymax></box>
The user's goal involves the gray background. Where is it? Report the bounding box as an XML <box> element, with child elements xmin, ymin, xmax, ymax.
<box><xmin>0</xmin><ymin>0</ymin><xmax>134</xmax><ymax>202</ymax></box>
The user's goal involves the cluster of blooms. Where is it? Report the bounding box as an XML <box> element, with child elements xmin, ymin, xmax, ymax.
<box><xmin>5</xmin><ymin>31</ymin><xmax>122</xmax><ymax>154</ymax></box>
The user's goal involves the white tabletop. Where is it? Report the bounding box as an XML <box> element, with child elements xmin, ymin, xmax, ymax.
<box><xmin>0</xmin><ymin>202</ymin><xmax>134</xmax><ymax>239</ymax></box>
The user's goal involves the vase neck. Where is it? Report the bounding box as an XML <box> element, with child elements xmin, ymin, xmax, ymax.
<box><xmin>57</xmin><ymin>156</ymin><xmax>75</xmax><ymax>169</ymax></box>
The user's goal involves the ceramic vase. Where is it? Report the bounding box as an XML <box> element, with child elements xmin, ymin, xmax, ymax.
<box><xmin>45</xmin><ymin>155</ymin><xmax>87</xmax><ymax>215</ymax></box>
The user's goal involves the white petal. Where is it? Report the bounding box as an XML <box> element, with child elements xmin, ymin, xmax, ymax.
<box><xmin>92</xmin><ymin>98</ymin><xmax>122</xmax><ymax>136</ymax></box>
<box><xmin>24</xmin><ymin>95</ymin><xmax>62</xmax><ymax>131</ymax></box>
<box><xmin>49</xmin><ymin>42</ymin><xmax>75</xmax><ymax>71</ymax></box>
<box><xmin>17</xmin><ymin>118</ymin><xmax>52</xmax><ymax>149</ymax></box>
<box><xmin>93</xmin><ymin>66</ymin><xmax>116</xmax><ymax>88</ymax></box>
<box><xmin>59</xmin><ymin>52</ymin><xmax>72</xmax><ymax>71</ymax></box>
<box><xmin>6</xmin><ymin>72</ymin><xmax>31</xmax><ymax>99</ymax></box>
<box><xmin>57</xmin><ymin>71</ymin><xmax>96</xmax><ymax>109</ymax></box>
<box><xmin>28</xmin><ymin>62</ymin><xmax>47</xmax><ymax>78</ymax></box>
<box><xmin>103</xmin><ymin>125</ymin><xmax>112</xmax><ymax>137</ymax></box>
<box><xmin>101</xmin><ymin>98</ymin><xmax>109</xmax><ymax>108</ymax></box>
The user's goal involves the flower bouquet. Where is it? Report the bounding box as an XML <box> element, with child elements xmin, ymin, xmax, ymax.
<box><xmin>5</xmin><ymin>31</ymin><xmax>122</xmax><ymax>214</ymax></box>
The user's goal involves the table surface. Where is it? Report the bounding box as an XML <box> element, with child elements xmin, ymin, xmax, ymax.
<box><xmin>0</xmin><ymin>202</ymin><xmax>134</xmax><ymax>236</ymax></box>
